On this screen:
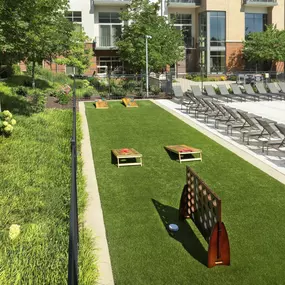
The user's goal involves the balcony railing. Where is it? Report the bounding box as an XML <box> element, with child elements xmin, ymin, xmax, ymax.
<box><xmin>243</xmin><ymin>0</ymin><xmax>278</xmax><ymax>6</ymax></box>
<box><xmin>168</xmin><ymin>0</ymin><xmax>201</xmax><ymax>6</ymax></box>
<box><xmin>93</xmin><ymin>0</ymin><xmax>130</xmax><ymax>6</ymax></box>
<box><xmin>96</xmin><ymin>36</ymin><xmax>118</xmax><ymax>48</ymax></box>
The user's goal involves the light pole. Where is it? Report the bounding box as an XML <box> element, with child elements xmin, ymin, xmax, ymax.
<box><xmin>145</xmin><ymin>35</ymin><xmax>152</xmax><ymax>98</ymax></box>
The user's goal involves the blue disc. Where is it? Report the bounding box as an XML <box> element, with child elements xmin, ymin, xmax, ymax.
<box><xmin>168</xmin><ymin>224</ymin><xmax>179</xmax><ymax>232</ymax></box>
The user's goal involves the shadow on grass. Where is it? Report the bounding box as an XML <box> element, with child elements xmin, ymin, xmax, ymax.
<box><xmin>164</xmin><ymin>147</ymin><xmax>195</xmax><ymax>162</ymax></box>
<box><xmin>110</xmin><ymin>151</ymin><xmax>138</xmax><ymax>167</ymax></box>
<box><xmin>152</xmin><ymin>199</ymin><xmax>208</xmax><ymax>267</ymax></box>
<box><xmin>1</xmin><ymin>93</ymin><xmax>32</xmax><ymax>116</ymax></box>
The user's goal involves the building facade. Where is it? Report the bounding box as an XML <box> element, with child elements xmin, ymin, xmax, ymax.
<box><xmin>66</xmin><ymin>0</ymin><xmax>284</xmax><ymax>76</ymax></box>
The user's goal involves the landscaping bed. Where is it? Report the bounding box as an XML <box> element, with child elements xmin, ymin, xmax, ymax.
<box><xmin>0</xmin><ymin>85</ymin><xmax>97</xmax><ymax>283</ymax></box>
<box><xmin>86</xmin><ymin>100</ymin><xmax>285</xmax><ymax>285</ymax></box>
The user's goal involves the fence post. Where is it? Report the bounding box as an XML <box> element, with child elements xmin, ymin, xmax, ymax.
<box><xmin>68</xmin><ymin>75</ymin><xmax>79</xmax><ymax>285</ymax></box>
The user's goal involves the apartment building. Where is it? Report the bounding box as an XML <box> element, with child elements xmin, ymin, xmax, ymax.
<box><xmin>67</xmin><ymin>0</ymin><xmax>285</xmax><ymax>76</ymax></box>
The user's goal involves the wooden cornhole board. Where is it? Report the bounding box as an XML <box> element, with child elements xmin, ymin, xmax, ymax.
<box><xmin>122</xmin><ymin>97</ymin><xmax>138</xmax><ymax>108</ymax></box>
<box><xmin>112</xmin><ymin>148</ymin><xmax>142</xmax><ymax>167</ymax></box>
<box><xmin>95</xmin><ymin>99</ymin><xmax>108</xmax><ymax>109</ymax></box>
<box><xmin>165</xmin><ymin>144</ymin><xmax>202</xmax><ymax>163</ymax></box>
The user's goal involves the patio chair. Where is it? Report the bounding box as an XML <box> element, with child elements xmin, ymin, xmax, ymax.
<box><xmin>230</xmin><ymin>83</ymin><xmax>253</xmax><ymax>102</ymax></box>
<box><xmin>267</xmin><ymin>83</ymin><xmax>285</xmax><ymax>100</ymax></box>
<box><xmin>243</xmin><ymin>84</ymin><xmax>266</xmax><ymax>101</ymax></box>
<box><xmin>217</xmin><ymin>84</ymin><xmax>241</xmax><ymax>102</ymax></box>
<box><xmin>204</xmin><ymin>85</ymin><xmax>224</xmax><ymax>101</ymax></box>
<box><xmin>277</xmin><ymin>82</ymin><xmax>285</xmax><ymax>94</ymax></box>
<box><xmin>236</xmin><ymin>111</ymin><xmax>265</xmax><ymax>144</ymax></box>
<box><xmin>201</xmin><ymin>99</ymin><xmax>222</xmax><ymax>123</ymax></box>
<box><xmin>255</xmin><ymin>117</ymin><xmax>282</xmax><ymax>154</ymax></box>
<box><xmin>255</xmin><ymin>83</ymin><xmax>278</xmax><ymax>101</ymax></box>
<box><xmin>188</xmin><ymin>97</ymin><xmax>209</xmax><ymax>118</ymax></box>
<box><xmin>212</xmin><ymin>103</ymin><xmax>236</xmax><ymax>128</ymax></box>
<box><xmin>122</xmin><ymin>97</ymin><xmax>138</xmax><ymax>107</ymax></box>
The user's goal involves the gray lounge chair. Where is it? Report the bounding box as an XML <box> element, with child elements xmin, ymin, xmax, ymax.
<box><xmin>217</xmin><ymin>85</ymin><xmax>241</xmax><ymax>102</ymax></box>
<box><xmin>255</xmin><ymin>83</ymin><xmax>277</xmax><ymax>101</ymax></box>
<box><xmin>204</xmin><ymin>85</ymin><xmax>224</xmax><ymax>101</ymax></box>
<box><xmin>244</xmin><ymin>84</ymin><xmax>266</xmax><ymax>101</ymax></box>
<box><xmin>278</xmin><ymin>82</ymin><xmax>285</xmax><ymax>93</ymax></box>
<box><xmin>236</xmin><ymin>111</ymin><xmax>265</xmax><ymax>144</ymax></box>
<box><xmin>267</xmin><ymin>83</ymin><xmax>285</xmax><ymax>100</ymax></box>
<box><xmin>255</xmin><ymin>117</ymin><xmax>282</xmax><ymax>153</ymax></box>
<box><xmin>230</xmin><ymin>83</ymin><xmax>253</xmax><ymax>102</ymax></box>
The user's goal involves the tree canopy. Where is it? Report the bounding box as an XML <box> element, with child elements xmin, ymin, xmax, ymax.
<box><xmin>55</xmin><ymin>30</ymin><xmax>92</xmax><ymax>75</ymax></box>
<box><xmin>116</xmin><ymin>0</ymin><xmax>184</xmax><ymax>73</ymax></box>
<box><xmin>0</xmin><ymin>0</ymin><xmax>74</xmax><ymax>85</ymax></box>
<box><xmin>243</xmin><ymin>25</ymin><xmax>285</xmax><ymax>67</ymax></box>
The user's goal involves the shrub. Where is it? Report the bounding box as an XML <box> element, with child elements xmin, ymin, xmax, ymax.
<box><xmin>150</xmin><ymin>85</ymin><xmax>161</xmax><ymax>95</ymax></box>
<box><xmin>220</xmin><ymin>76</ymin><xmax>227</xmax><ymax>81</ymax></box>
<box><xmin>12</xmin><ymin>64</ymin><xmax>21</xmax><ymax>76</ymax></box>
<box><xmin>75</xmin><ymin>79</ymin><xmax>90</xmax><ymax>89</ymax></box>
<box><xmin>88</xmin><ymin>77</ymin><xmax>100</xmax><ymax>88</ymax></box>
<box><xmin>14</xmin><ymin>86</ymin><xmax>29</xmax><ymax>97</ymax></box>
<box><xmin>111</xmin><ymin>86</ymin><xmax>126</xmax><ymax>98</ymax></box>
<box><xmin>0</xmin><ymin>110</ymin><xmax>17</xmax><ymax>136</ymax></box>
<box><xmin>83</xmin><ymin>87</ymin><xmax>98</xmax><ymax>99</ymax></box>
<box><xmin>30</xmin><ymin>90</ymin><xmax>47</xmax><ymax>113</ymax></box>
<box><xmin>56</xmin><ymin>90</ymin><xmax>71</xmax><ymax>105</ymax></box>
<box><xmin>26</xmin><ymin>62</ymin><xmax>42</xmax><ymax>76</ymax></box>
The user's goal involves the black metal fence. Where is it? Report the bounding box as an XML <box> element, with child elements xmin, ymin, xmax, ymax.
<box><xmin>68</xmin><ymin>76</ymin><xmax>79</xmax><ymax>285</ymax></box>
<box><xmin>88</xmin><ymin>72</ymin><xmax>173</xmax><ymax>99</ymax></box>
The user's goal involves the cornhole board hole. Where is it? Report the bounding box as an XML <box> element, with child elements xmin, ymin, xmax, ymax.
<box><xmin>165</xmin><ymin>144</ymin><xmax>202</xmax><ymax>163</ymax></box>
<box><xmin>112</xmin><ymin>148</ymin><xmax>142</xmax><ymax>167</ymax></box>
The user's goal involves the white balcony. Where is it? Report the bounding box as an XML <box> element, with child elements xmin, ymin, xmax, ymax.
<box><xmin>93</xmin><ymin>0</ymin><xmax>130</xmax><ymax>6</ymax></box>
<box><xmin>168</xmin><ymin>0</ymin><xmax>201</xmax><ymax>8</ymax></box>
<box><xmin>243</xmin><ymin>0</ymin><xmax>278</xmax><ymax>7</ymax></box>
<box><xmin>95</xmin><ymin>37</ymin><xmax>118</xmax><ymax>50</ymax></box>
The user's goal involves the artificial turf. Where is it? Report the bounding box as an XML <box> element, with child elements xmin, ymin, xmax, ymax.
<box><xmin>85</xmin><ymin>100</ymin><xmax>285</xmax><ymax>285</ymax></box>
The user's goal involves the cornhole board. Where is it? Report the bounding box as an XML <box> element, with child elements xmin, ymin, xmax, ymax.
<box><xmin>95</xmin><ymin>99</ymin><xmax>108</xmax><ymax>109</ymax></box>
<box><xmin>165</xmin><ymin>144</ymin><xmax>202</xmax><ymax>163</ymax></box>
<box><xmin>112</xmin><ymin>148</ymin><xmax>142</xmax><ymax>167</ymax></box>
<box><xmin>122</xmin><ymin>98</ymin><xmax>138</xmax><ymax>108</ymax></box>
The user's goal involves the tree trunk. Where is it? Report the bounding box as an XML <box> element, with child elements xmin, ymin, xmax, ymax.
<box><xmin>31</xmin><ymin>59</ymin><xmax>36</xmax><ymax>89</ymax></box>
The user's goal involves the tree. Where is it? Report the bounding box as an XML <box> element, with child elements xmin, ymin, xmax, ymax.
<box><xmin>243</xmin><ymin>25</ymin><xmax>285</xmax><ymax>70</ymax></box>
<box><xmin>0</xmin><ymin>0</ymin><xmax>73</xmax><ymax>87</ymax></box>
<box><xmin>55</xmin><ymin>30</ymin><xmax>92</xmax><ymax>76</ymax></box>
<box><xmin>116</xmin><ymin>0</ymin><xmax>184</xmax><ymax>73</ymax></box>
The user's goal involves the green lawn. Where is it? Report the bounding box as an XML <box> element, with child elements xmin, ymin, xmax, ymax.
<box><xmin>0</xmin><ymin>108</ymin><xmax>97</xmax><ymax>284</ymax></box>
<box><xmin>86</xmin><ymin>100</ymin><xmax>285</xmax><ymax>285</ymax></box>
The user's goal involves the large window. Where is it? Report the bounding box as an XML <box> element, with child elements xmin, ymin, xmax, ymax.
<box><xmin>210</xmin><ymin>51</ymin><xmax>225</xmax><ymax>73</ymax></box>
<box><xmin>171</xmin><ymin>14</ymin><xmax>192</xmax><ymax>48</ymax></box>
<box><xmin>99</xmin><ymin>13</ymin><xmax>122</xmax><ymax>47</ymax></box>
<box><xmin>99</xmin><ymin>56</ymin><xmax>123</xmax><ymax>72</ymax></box>
<box><xmin>245</xmin><ymin>13</ymin><xmax>267</xmax><ymax>36</ymax></box>
<box><xmin>65</xmin><ymin>11</ymin><xmax>82</xmax><ymax>32</ymax></box>
<box><xmin>198</xmin><ymin>12</ymin><xmax>207</xmax><ymax>48</ymax></box>
<box><xmin>210</xmin><ymin>12</ymin><xmax>226</xmax><ymax>47</ymax></box>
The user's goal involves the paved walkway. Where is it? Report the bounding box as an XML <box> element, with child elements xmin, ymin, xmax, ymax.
<box><xmin>153</xmin><ymin>99</ymin><xmax>285</xmax><ymax>184</ymax></box>
<box><xmin>227</xmin><ymin>101</ymin><xmax>285</xmax><ymax>124</ymax></box>
<box><xmin>79</xmin><ymin>102</ymin><xmax>114</xmax><ymax>285</ymax></box>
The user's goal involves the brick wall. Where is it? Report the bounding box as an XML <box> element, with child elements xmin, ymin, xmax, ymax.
<box><xmin>226</xmin><ymin>42</ymin><xmax>244</xmax><ymax>71</ymax></box>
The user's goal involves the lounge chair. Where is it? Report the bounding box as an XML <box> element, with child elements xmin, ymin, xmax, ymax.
<box><xmin>254</xmin><ymin>117</ymin><xmax>282</xmax><ymax>153</ymax></box>
<box><xmin>211</xmin><ymin>103</ymin><xmax>235</xmax><ymax>128</ymax></box>
<box><xmin>230</xmin><ymin>84</ymin><xmax>253</xmax><ymax>102</ymax></box>
<box><xmin>255</xmin><ymin>83</ymin><xmax>277</xmax><ymax>101</ymax></box>
<box><xmin>204</xmin><ymin>85</ymin><xmax>224</xmax><ymax>101</ymax></box>
<box><xmin>95</xmin><ymin>98</ymin><xmax>109</xmax><ymax>109</ymax></box>
<box><xmin>243</xmin><ymin>84</ymin><xmax>266</xmax><ymax>101</ymax></box>
<box><xmin>201</xmin><ymin>99</ymin><xmax>222</xmax><ymax>122</ymax></box>
<box><xmin>278</xmin><ymin>82</ymin><xmax>285</xmax><ymax>94</ymax></box>
<box><xmin>267</xmin><ymin>83</ymin><xmax>285</xmax><ymax>100</ymax></box>
<box><xmin>188</xmin><ymin>97</ymin><xmax>208</xmax><ymax>118</ymax></box>
<box><xmin>236</xmin><ymin>111</ymin><xmax>265</xmax><ymax>144</ymax></box>
<box><xmin>122</xmin><ymin>97</ymin><xmax>138</xmax><ymax>107</ymax></box>
<box><xmin>217</xmin><ymin>85</ymin><xmax>241</xmax><ymax>102</ymax></box>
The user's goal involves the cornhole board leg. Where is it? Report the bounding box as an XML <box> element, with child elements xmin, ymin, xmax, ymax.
<box><xmin>208</xmin><ymin>222</ymin><xmax>230</xmax><ymax>268</ymax></box>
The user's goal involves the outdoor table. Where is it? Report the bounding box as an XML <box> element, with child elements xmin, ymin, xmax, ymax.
<box><xmin>112</xmin><ymin>148</ymin><xmax>143</xmax><ymax>167</ymax></box>
<box><xmin>165</xmin><ymin>144</ymin><xmax>202</xmax><ymax>163</ymax></box>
